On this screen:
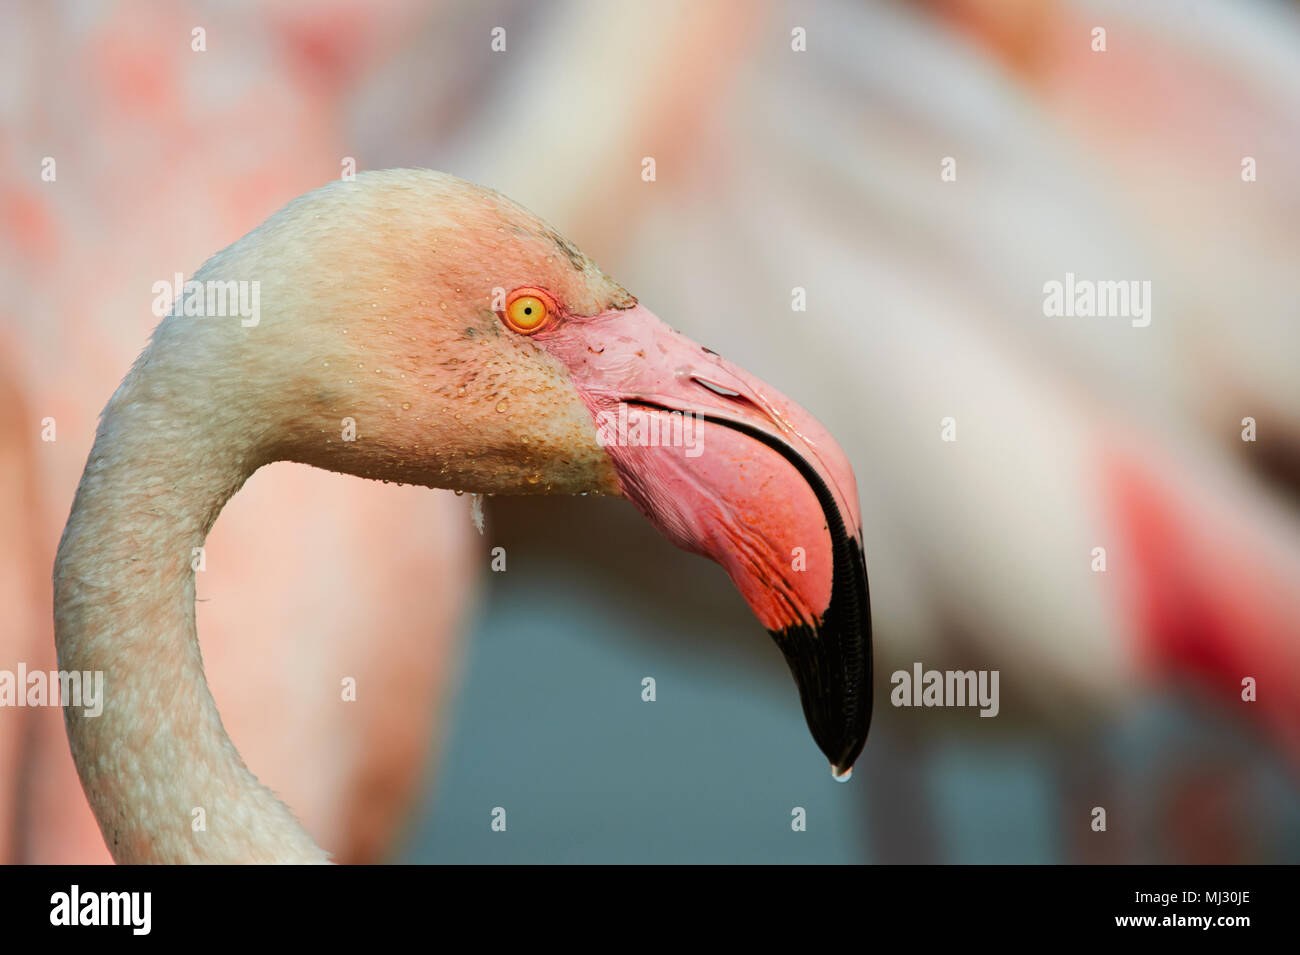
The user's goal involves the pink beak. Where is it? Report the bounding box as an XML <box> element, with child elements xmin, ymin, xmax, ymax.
<box><xmin>543</xmin><ymin>305</ymin><xmax>872</xmax><ymax>775</ymax></box>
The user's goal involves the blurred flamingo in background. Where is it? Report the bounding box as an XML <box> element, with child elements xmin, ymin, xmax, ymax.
<box><xmin>396</xmin><ymin>0</ymin><xmax>1300</xmax><ymax>859</ymax></box>
<box><xmin>421</xmin><ymin>0</ymin><xmax>1300</xmax><ymax>747</ymax></box>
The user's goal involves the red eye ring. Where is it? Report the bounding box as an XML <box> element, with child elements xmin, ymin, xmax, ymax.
<box><xmin>500</xmin><ymin>287</ymin><xmax>558</xmax><ymax>335</ymax></box>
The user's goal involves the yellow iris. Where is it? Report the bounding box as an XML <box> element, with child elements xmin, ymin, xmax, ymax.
<box><xmin>506</xmin><ymin>294</ymin><xmax>547</xmax><ymax>332</ymax></box>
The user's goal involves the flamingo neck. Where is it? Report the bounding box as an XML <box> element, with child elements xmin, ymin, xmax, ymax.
<box><xmin>53</xmin><ymin>359</ymin><xmax>329</xmax><ymax>863</ymax></box>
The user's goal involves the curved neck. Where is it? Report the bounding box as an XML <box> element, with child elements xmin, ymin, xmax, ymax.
<box><xmin>53</xmin><ymin>362</ymin><xmax>328</xmax><ymax>863</ymax></box>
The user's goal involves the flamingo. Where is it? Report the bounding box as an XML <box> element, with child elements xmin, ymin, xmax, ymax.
<box><xmin>1</xmin><ymin>4</ymin><xmax>481</xmax><ymax>865</ymax></box>
<box><xmin>52</xmin><ymin>167</ymin><xmax>872</xmax><ymax>864</ymax></box>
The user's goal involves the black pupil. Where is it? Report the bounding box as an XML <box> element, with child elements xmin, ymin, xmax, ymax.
<box><xmin>524</xmin><ymin>307</ymin><xmax>532</xmax><ymax>314</ymax></box>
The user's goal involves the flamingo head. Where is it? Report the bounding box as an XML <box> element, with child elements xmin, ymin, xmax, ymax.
<box><xmin>214</xmin><ymin>169</ymin><xmax>871</xmax><ymax>776</ymax></box>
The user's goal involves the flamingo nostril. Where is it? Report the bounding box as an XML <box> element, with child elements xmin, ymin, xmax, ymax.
<box><xmin>694</xmin><ymin>377</ymin><xmax>742</xmax><ymax>399</ymax></box>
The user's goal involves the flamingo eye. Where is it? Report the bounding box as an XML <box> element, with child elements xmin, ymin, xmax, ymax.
<box><xmin>502</xmin><ymin>289</ymin><xmax>552</xmax><ymax>334</ymax></box>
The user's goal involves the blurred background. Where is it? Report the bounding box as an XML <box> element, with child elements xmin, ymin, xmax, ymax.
<box><xmin>2</xmin><ymin>0</ymin><xmax>1299</xmax><ymax>863</ymax></box>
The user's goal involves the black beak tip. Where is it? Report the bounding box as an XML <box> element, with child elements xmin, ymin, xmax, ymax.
<box><xmin>811</xmin><ymin>708</ymin><xmax>870</xmax><ymax>779</ymax></box>
<box><xmin>768</xmin><ymin>540</ymin><xmax>873</xmax><ymax>779</ymax></box>
<box><xmin>827</xmin><ymin>736</ymin><xmax>867</xmax><ymax>780</ymax></box>
<box><xmin>768</xmin><ymin>615</ymin><xmax>873</xmax><ymax>778</ymax></box>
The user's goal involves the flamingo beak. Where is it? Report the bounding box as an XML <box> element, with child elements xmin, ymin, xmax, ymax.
<box><xmin>543</xmin><ymin>305</ymin><xmax>872</xmax><ymax>775</ymax></box>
